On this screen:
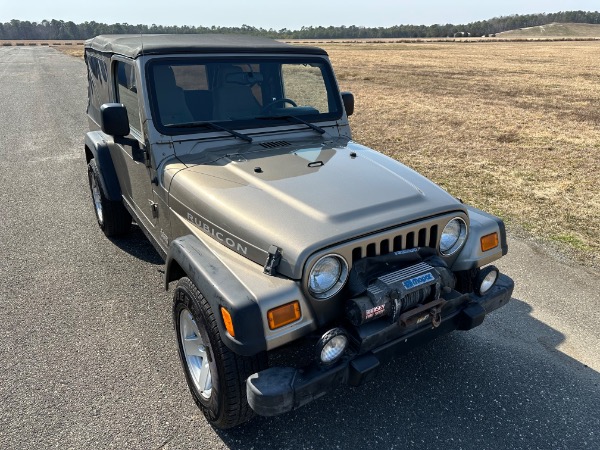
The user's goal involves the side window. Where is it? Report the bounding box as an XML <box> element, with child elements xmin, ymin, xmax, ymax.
<box><xmin>86</xmin><ymin>53</ymin><xmax>109</xmax><ymax>123</ymax></box>
<box><xmin>115</xmin><ymin>61</ymin><xmax>141</xmax><ymax>133</ymax></box>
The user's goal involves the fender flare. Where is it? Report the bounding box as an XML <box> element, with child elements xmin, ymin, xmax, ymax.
<box><xmin>84</xmin><ymin>131</ymin><xmax>122</xmax><ymax>202</ymax></box>
<box><xmin>165</xmin><ymin>234</ymin><xmax>267</xmax><ymax>356</ymax></box>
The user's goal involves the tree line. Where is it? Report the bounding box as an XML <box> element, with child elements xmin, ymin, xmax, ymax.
<box><xmin>1</xmin><ymin>11</ymin><xmax>600</xmax><ymax>40</ymax></box>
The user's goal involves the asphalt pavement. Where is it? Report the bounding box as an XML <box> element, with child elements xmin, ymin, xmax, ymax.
<box><xmin>0</xmin><ymin>46</ymin><xmax>598</xmax><ymax>450</ymax></box>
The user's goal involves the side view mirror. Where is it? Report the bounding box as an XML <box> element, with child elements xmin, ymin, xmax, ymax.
<box><xmin>100</xmin><ymin>103</ymin><xmax>146</xmax><ymax>163</ymax></box>
<box><xmin>341</xmin><ymin>92</ymin><xmax>354</xmax><ymax>117</ymax></box>
<box><xmin>100</xmin><ymin>103</ymin><xmax>130</xmax><ymax>137</ymax></box>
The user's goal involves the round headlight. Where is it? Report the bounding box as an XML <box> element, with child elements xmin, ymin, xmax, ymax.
<box><xmin>308</xmin><ymin>254</ymin><xmax>349</xmax><ymax>299</ymax></box>
<box><xmin>440</xmin><ymin>217</ymin><xmax>468</xmax><ymax>256</ymax></box>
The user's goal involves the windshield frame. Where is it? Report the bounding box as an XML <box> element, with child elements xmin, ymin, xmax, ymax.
<box><xmin>145</xmin><ymin>55</ymin><xmax>343</xmax><ymax>136</ymax></box>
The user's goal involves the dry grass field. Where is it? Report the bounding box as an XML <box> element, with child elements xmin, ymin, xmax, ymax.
<box><xmin>324</xmin><ymin>42</ymin><xmax>600</xmax><ymax>263</ymax></box>
<box><xmin>49</xmin><ymin>41</ymin><xmax>599</xmax><ymax>263</ymax></box>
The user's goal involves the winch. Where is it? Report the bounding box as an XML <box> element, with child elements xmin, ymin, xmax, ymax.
<box><xmin>346</xmin><ymin>260</ymin><xmax>455</xmax><ymax>326</ymax></box>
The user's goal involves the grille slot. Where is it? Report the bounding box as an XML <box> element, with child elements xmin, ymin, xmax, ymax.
<box><xmin>260</xmin><ymin>140</ymin><xmax>291</xmax><ymax>149</ymax></box>
<box><xmin>351</xmin><ymin>224</ymin><xmax>439</xmax><ymax>265</ymax></box>
<box><xmin>393</xmin><ymin>235</ymin><xmax>403</xmax><ymax>251</ymax></box>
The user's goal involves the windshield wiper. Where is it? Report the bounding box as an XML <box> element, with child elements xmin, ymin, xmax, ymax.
<box><xmin>173</xmin><ymin>121</ymin><xmax>253</xmax><ymax>143</ymax></box>
<box><xmin>258</xmin><ymin>115</ymin><xmax>326</xmax><ymax>135</ymax></box>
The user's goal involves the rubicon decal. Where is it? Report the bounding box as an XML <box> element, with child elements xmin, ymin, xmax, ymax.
<box><xmin>186</xmin><ymin>211</ymin><xmax>249</xmax><ymax>255</ymax></box>
<box><xmin>170</xmin><ymin>196</ymin><xmax>267</xmax><ymax>262</ymax></box>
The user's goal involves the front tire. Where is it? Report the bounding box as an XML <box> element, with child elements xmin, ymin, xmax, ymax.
<box><xmin>87</xmin><ymin>159</ymin><xmax>131</xmax><ymax>237</ymax></box>
<box><xmin>173</xmin><ymin>277</ymin><xmax>267</xmax><ymax>429</ymax></box>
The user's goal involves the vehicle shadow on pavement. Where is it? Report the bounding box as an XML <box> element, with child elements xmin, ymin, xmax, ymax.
<box><xmin>214</xmin><ymin>298</ymin><xmax>600</xmax><ymax>450</ymax></box>
<box><xmin>109</xmin><ymin>224</ymin><xmax>163</xmax><ymax>265</ymax></box>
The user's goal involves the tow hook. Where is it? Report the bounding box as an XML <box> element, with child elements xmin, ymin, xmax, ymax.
<box><xmin>430</xmin><ymin>306</ymin><xmax>442</xmax><ymax>328</ymax></box>
<box><xmin>399</xmin><ymin>298</ymin><xmax>446</xmax><ymax>328</ymax></box>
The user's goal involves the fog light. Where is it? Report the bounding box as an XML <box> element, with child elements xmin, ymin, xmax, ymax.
<box><xmin>477</xmin><ymin>266</ymin><xmax>499</xmax><ymax>295</ymax></box>
<box><xmin>316</xmin><ymin>328</ymin><xmax>348</xmax><ymax>365</ymax></box>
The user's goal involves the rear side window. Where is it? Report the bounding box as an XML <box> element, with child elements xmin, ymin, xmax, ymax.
<box><xmin>115</xmin><ymin>61</ymin><xmax>141</xmax><ymax>133</ymax></box>
<box><xmin>85</xmin><ymin>52</ymin><xmax>109</xmax><ymax>123</ymax></box>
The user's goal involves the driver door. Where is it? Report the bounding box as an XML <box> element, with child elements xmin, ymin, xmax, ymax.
<box><xmin>111</xmin><ymin>59</ymin><xmax>157</xmax><ymax>229</ymax></box>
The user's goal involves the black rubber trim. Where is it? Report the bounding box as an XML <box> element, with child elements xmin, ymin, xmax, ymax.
<box><xmin>165</xmin><ymin>235</ymin><xmax>267</xmax><ymax>356</ymax></box>
<box><xmin>84</xmin><ymin>131</ymin><xmax>122</xmax><ymax>202</ymax></box>
<box><xmin>498</xmin><ymin>218</ymin><xmax>509</xmax><ymax>256</ymax></box>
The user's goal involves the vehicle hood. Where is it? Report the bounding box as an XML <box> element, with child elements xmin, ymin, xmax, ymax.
<box><xmin>166</xmin><ymin>137</ymin><xmax>465</xmax><ymax>279</ymax></box>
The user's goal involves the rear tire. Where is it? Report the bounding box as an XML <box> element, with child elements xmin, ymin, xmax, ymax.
<box><xmin>173</xmin><ymin>277</ymin><xmax>267</xmax><ymax>429</ymax></box>
<box><xmin>87</xmin><ymin>159</ymin><xmax>131</xmax><ymax>237</ymax></box>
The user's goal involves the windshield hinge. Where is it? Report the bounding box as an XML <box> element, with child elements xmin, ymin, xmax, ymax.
<box><xmin>264</xmin><ymin>245</ymin><xmax>282</xmax><ymax>276</ymax></box>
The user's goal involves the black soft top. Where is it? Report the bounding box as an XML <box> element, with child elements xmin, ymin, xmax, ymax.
<box><xmin>84</xmin><ymin>34</ymin><xmax>328</xmax><ymax>58</ymax></box>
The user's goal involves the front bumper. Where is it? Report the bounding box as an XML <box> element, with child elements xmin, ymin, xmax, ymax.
<box><xmin>247</xmin><ymin>273</ymin><xmax>514</xmax><ymax>417</ymax></box>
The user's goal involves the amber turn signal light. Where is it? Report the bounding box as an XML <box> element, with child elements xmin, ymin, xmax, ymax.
<box><xmin>220</xmin><ymin>307</ymin><xmax>235</xmax><ymax>337</ymax></box>
<box><xmin>267</xmin><ymin>301</ymin><xmax>301</xmax><ymax>330</ymax></box>
<box><xmin>481</xmin><ymin>232</ymin><xmax>499</xmax><ymax>252</ymax></box>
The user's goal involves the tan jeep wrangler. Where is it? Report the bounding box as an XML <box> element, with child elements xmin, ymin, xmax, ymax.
<box><xmin>84</xmin><ymin>34</ymin><xmax>514</xmax><ymax>428</ymax></box>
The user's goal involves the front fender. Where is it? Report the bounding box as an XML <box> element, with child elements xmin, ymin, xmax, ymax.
<box><xmin>165</xmin><ymin>233</ymin><xmax>317</xmax><ymax>355</ymax></box>
<box><xmin>165</xmin><ymin>235</ymin><xmax>268</xmax><ymax>356</ymax></box>
<box><xmin>84</xmin><ymin>131</ymin><xmax>122</xmax><ymax>201</ymax></box>
<box><xmin>451</xmin><ymin>206</ymin><xmax>508</xmax><ymax>271</ymax></box>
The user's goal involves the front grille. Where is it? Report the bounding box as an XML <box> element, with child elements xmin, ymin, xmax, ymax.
<box><xmin>350</xmin><ymin>224</ymin><xmax>439</xmax><ymax>265</ymax></box>
<box><xmin>303</xmin><ymin>211</ymin><xmax>468</xmax><ymax>301</ymax></box>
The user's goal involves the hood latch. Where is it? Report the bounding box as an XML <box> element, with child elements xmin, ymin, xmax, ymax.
<box><xmin>264</xmin><ymin>245</ymin><xmax>282</xmax><ymax>276</ymax></box>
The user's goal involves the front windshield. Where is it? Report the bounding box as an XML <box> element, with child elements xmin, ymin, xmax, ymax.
<box><xmin>147</xmin><ymin>57</ymin><xmax>342</xmax><ymax>133</ymax></box>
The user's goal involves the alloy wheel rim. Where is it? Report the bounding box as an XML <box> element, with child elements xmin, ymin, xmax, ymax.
<box><xmin>90</xmin><ymin>172</ymin><xmax>104</xmax><ymax>224</ymax></box>
<box><xmin>179</xmin><ymin>309</ymin><xmax>213</xmax><ymax>399</ymax></box>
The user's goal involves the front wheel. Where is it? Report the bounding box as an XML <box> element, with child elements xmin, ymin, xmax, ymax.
<box><xmin>173</xmin><ymin>277</ymin><xmax>267</xmax><ymax>429</ymax></box>
<box><xmin>87</xmin><ymin>159</ymin><xmax>131</xmax><ymax>237</ymax></box>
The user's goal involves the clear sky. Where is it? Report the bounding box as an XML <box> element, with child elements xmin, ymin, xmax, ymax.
<box><xmin>1</xmin><ymin>0</ymin><xmax>598</xmax><ymax>29</ymax></box>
